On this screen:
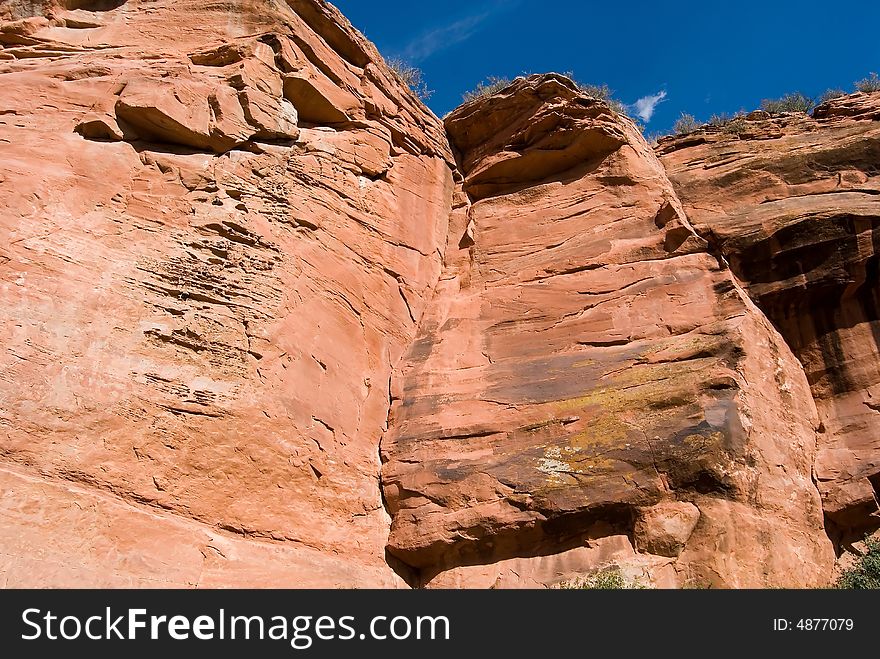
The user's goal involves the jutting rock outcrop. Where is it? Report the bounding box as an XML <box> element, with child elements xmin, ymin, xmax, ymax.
<box><xmin>0</xmin><ymin>0</ymin><xmax>876</xmax><ymax>588</ymax></box>
<box><xmin>381</xmin><ymin>74</ymin><xmax>832</xmax><ymax>588</ymax></box>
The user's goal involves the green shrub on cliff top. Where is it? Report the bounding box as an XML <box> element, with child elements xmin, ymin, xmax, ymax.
<box><xmin>818</xmin><ymin>88</ymin><xmax>846</xmax><ymax>104</ymax></box>
<box><xmin>576</xmin><ymin>81</ymin><xmax>629</xmax><ymax>116</ymax></box>
<box><xmin>760</xmin><ymin>92</ymin><xmax>814</xmax><ymax>114</ymax></box>
<box><xmin>855</xmin><ymin>72</ymin><xmax>880</xmax><ymax>93</ymax></box>
<box><xmin>576</xmin><ymin>82</ymin><xmax>613</xmax><ymax>101</ymax></box>
<box><xmin>673</xmin><ymin>112</ymin><xmax>701</xmax><ymax>135</ymax></box>
<box><xmin>708</xmin><ymin>111</ymin><xmax>748</xmax><ymax>135</ymax></box>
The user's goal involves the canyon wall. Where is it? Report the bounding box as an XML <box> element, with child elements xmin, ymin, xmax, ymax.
<box><xmin>658</xmin><ymin>97</ymin><xmax>880</xmax><ymax>551</ymax></box>
<box><xmin>0</xmin><ymin>0</ymin><xmax>877</xmax><ymax>588</ymax></box>
<box><xmin>382</xmin><ymin>75</ymin><xmax>833</xmax><ymax>588</ymax></box>
<box><xmin>0</xmin><ymin>0</ymin><xmax>452</xmax><ymax>586</ymax></box>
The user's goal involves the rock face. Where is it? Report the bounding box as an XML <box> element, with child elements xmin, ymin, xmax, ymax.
<box><xmin>0</xmin><ymin>0</ymin><xmax>875</xmax><ymax>589</ymax></box>
<box><xmin>381</xmin><ymin>75</ymin><xmax>832</xmax><ymax>588</ymax></box>
<box><xmin>658</xmin><ymin>95</ymin><xmax>880</xmax><ymax>550</ymax></box>
<box><xmin>0</xmin><ymin>0</ymin><xmax>452</xmax><ymax>586</ymax></box>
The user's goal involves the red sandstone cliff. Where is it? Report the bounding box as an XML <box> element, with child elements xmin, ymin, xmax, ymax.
<box><xmin>383</xmin><ymin>75</ymin><xmax>832</xmax><ymax>588</ymax></box>
<box><xmin>657</xmin><ymin>96</ymin><xmax>880</xmax><ymax>555</ymax></box>
<box><xmin>0</xmin><ymin>0</ymin><xmax>877</xmax><ymax>588</ymax></box>
<box><xmin>0</xmin><ymin>0</ymin><xmax>452</xmax><ymax>587</ymax></box>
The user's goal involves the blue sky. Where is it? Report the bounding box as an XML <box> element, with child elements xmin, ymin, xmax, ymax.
<box><xmin>333</xmin><ymin>0</ymin><xmax>880</xmax><ymax>134</ymax></box>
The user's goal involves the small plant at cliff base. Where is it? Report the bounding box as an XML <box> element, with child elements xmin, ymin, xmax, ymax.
<box><xmin>836</xmin><ymin>538</ymin><xmax>880</xmax><ymax>589</ymax></box>
<box><xmin>855</xmin><ymin>72</ymin><xmax>880</xmax><ymax>93</ymax></box>
<box><xmin>385</xmin><ymin>57</ymin><xmax>433</xmax><ymax>101</ymax></box>
<box><xmin>760</xmin><ymin>92</ymin><xmax>815</xmax><ymax>114</ymax></box>
<box><xmin>673</xmin><ymin>112</ymin><xmax>701</xmax><ymax>135</ymax></box>
<box><xmin>557</xmin><ymin>567</ymin><xmax>649</xmax><ymax>590</ymax></box>
<box><xmin>682</xmin><ymin>578</ymin><xmax>713</xmax><ymax>589</ymax></box>
<box><xmin>818</xmin><ymin>88</ymin><xmax>846</xmax><ymax>104</ymax></box>
<box><xmin>461</xmin><ymin>76</ymin><xmax>513</xmax><ymax>103</ymax></box>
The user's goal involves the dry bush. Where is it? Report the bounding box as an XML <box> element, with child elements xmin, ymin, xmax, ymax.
<box><xmin>855</xmin><ymin>72</ymin><xmax>880</xmax><ymax>93</ymax></box>
<box><xmin>461</xmin><ymin>76</ymin><xmax>513</xmax><ymax>103</ymax></box>
<box><xmin>760</xmin><ymin>92</ymin><xmax>814</xmax><ymax>114</ymax></box>
<box><xmin>386</xmin><ymin>57</ymin><xmax>433</xmax><ymax>101</ymax></box>
<box><xmin>673</xmin><ymin>112</ymin><xmax>701</xmax><ymax>135</ymax></box>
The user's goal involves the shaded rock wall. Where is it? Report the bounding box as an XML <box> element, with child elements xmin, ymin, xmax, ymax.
<box><xmin>658</xmin><ymin>95</ymin><xmax>880</xmax><ymax>549</ymax></box>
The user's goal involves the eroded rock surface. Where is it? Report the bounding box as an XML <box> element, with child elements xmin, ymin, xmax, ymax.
<box><xmin>0</xmin><ymin>0</ymin><xmax>452</xmax><ymax>586</ymax></box>
<box><xmin>658</xmin><ymin>94</ymin><xmax>880</xmax><ymax>548</ymax></box>
<box><xmin>380</xmin><ymin>75</ymin><xmax>833</xmax><ymax>588</ymax></box>
<box><xmin>0</xmin><ymin>1</ymin><xmax>875</xmax><ymax>589</ymax></box>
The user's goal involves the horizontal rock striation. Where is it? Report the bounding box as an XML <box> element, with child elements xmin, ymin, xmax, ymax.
<box><xmin>0</xmin><ymin>0</ymin><xmax>452</xmax><ymax>586</ymax></box>
<box><xmin>380</xmin><ymin>74</ymin><xmax>832</xmax><ymax>587</ymax></box>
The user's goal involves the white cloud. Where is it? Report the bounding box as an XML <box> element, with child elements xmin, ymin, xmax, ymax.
<box><xmin>398</xmin><ymin>1</ymin><xmax>519</xmax><ymax>63</ymax></box>
<box><xmin>401</xmin><ymin>12</ymin><xmax>490</xmax><ymax>62</ymax></box>
<box><xmin>633</xmin><ymin>90</ymin><xmax>667</xmax><ymax>122</ymax></box>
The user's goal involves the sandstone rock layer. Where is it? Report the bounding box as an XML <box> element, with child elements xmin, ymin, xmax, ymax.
<box><xmin>658</xmin><ymin>95</ymin><xmax>880</xmax><ymax>549</ymax></box>
<box><xmin>381</xmin><ymin>75</ymin><xmax>832</xmax><ymax>588</ymax></box>
<box><xmin>0</xmin><ymin>0</ymin><xmax>877</xmax><ymax>588</ymax></box>
<box><xmin>0</xmin><ymin>0</ymin><xmax>451</xmax><ymax>586</ymax></box>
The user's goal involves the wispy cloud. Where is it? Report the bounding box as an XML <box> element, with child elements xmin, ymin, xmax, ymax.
<box><xmin>399</xmin><ymin>3</ymin><xmax>512</xmax><ymax>62</ymax></box>
<box><xmin>633</xmin><ymin>90</ymin><xmax>667</xmax><ymax>122</ymax></box>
